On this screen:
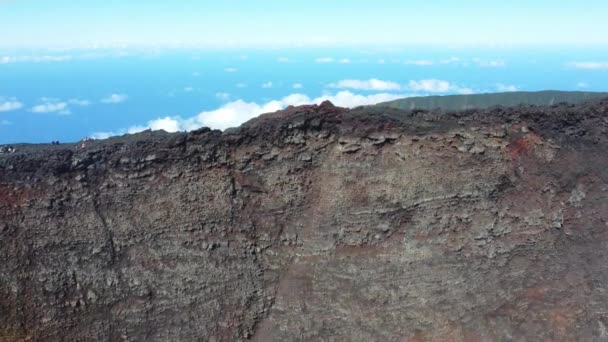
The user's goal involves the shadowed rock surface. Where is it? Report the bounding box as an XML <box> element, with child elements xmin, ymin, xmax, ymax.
<box><xmin>2</xmin><ymin>98</ymin><xmax>608</xmax><ymax>341</ymax></box>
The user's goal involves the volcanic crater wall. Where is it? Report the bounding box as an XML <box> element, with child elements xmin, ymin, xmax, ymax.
<box><xmin>2</xmin><ymin>100</ymin><xmax>608</xmax><ymax>341</ymax></box>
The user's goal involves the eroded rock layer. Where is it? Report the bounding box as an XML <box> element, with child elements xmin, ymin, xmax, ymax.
<box><xmin>2</xmin><ymin>99</ymin><xmax>608</xmax><ymax>341</ymax></box>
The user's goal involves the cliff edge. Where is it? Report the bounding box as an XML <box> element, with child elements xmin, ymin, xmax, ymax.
<box><xmin>2</xmin><ymin>98</ymin><xmax>608</xmax><ymax>341</ymax></box>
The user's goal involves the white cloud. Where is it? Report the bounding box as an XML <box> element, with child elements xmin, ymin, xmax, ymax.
<box><xmin>1</xmin><ymin>120</ymin><xmax>11</xmax><ymax>126</ymax></box>
<box><xmin>496</xmin><ymin>83</ymin><xmax>519</xmax><ymax>92</ymax></box>
<box><xmin>31</xmin><ymin>102</ymin><xmax>68</xmax><ymax>113</ymax></box>
<box><xmin>91</xmin><ymin>132</ymin><xmax>113</xmax><ymax>140</ymax></box>
<box><xmin>473</xmin><ymin>58</ymin><xmax>506</xmax><ymax>67</ymax></box>
<box><xmin>149</xmin><ymin>117</ymin><xmax>181</xmax><ymax>132</ymax></box>
<box><xmin>236</xmin><ymin>83</ymin><xmax>247</xmax><ymax>88</ymax></box>
<box><xmin>330</xmin><ymin>79</ymin><xmax>402</xmax><ymax>91</ymax></box>
<box><xmin>0</xmin><ymin>99</ymin><xmax>23</xmax><ymax>112</ymax></box>
<box><xmin>577</xmin><ymin>82</ymin><xmax>589</xmax><ymax>88</ymax></box>
<box><xmin>315</xmin><ymin>57</ymin><xmax>335</xmax><ymax>63</ymax></box>
<box><xmin>191</xmin><ymin>94</ymin><xmax>314</xmax><ymax>131</ymax></box>
<box><xmin>277</xmin><ymin>57</ymin><xmax>290</xmax><ymax>63</ymax></box>
<box><xmin>0</xmin><ymin>55</ymin><xmax>73</xmax><ymax>64</ymax></box>
<box><xmin>316</xmin><ymin>91</ymin><xmax>406</xmax><ymax>108</ymax></box>
<box><xmin>39</xmin><ymin>97</ymin><xmax>58</xmax><ymax>102</ymax></box>
<box><xmin>183</xmin><ymin>86</ymin><xmax>194</xmax><ymax>92</ymax></box>
<box><xmin>127</xmin><ymin>126</ymin><xmax>147</xmax><ymax>134</ymax></box>
<box><xmin>440</xmin><ymin>57</ymin><xmax>461</xmax><ymax>64</ymax></box>
<box><xmin>456</xmin><ymin>87</ymin><xmax>475</xmax><ymax>95</ymax></box>
<box><xmin>407</xmin><ymin>79</ymin><xmax>473</xmax><ymax>94</ymax></box>
<box><xmin>569</xmin><ymin>62</ymin><xmax>608</xmax><ymax>70</ymax></box>
<box><xmin>313</xmin><ymin>57</ymin><xmax>351</xmax><ymax>64</ymax></box>
<box><xmin>27</xmin><ymin>97</ymin><xmax>89</xmax><ymax>115</ymax></box>
<box><xmin>191</xmin><ymin>92</ymin><xmax>403</xmax><ymax>129</ymax></box>
<box><xmin>68</xmin><ymin>98</ymin><xmax>91</xmax><ymax>106</ymax></box>
<box><xmin>101</xmin><ymin>94</ymin><xmax>128</xmax><ymax>104</ymax></box>
<box><xmin>404</xmin><ymin>60</ymin><xmax>434</xmax><ymax>66</ymax></box>
<box><xmin>485</xmin><ymin>60</ymin><xmax>506</xmax><ymax>67</ymax></box>
<box><xmin>91</xmin><ymin>118</ymin><xmax>176</xmax><ymax>139</ymax></box>
<box><xmin>225</xmin><ymin>67</ymin><xmax>238</xmax><ymax>72</ymax></box>
<box><xmin>262</xmin><ymin>82</ymin><xmax>273</xmax><ymax>88</ymax></box>
<box><xmin>292</xmin><ymin>83</ymin><xmax>303</xmax><ymax>89</ymax></box>
<box><xmin>408</xmin><ymin>79</ymin><xmax>451</xmax><ymax>92</ymax></box>
<box><xmin>401</xmin><ymin>57</ymin><xmax>504</xmax><ymax>68</ymax></box>
<box><xmin>378</xmin><ymin>59</ymin><xmax>386</xmax><ymax>64</ymax></box>
<box><xmin>93</xmin><ymin>91</ymin><xmax>409</xmax><ymax>138</ymax></box>
<box><xmin>216</xmin><ymin>92</ymin><xmax>230</xmax><ymax>101</ymax></box>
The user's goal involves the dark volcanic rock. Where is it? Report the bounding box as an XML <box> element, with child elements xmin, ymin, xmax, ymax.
<box><xmin>2</xmin><ymin>99</ymin><xmax>608</xmax><ymax>341</ymax></box>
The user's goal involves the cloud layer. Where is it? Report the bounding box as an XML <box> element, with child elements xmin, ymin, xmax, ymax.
<box><xmin>0</xmin><ymin>55</ymin><xmax>74</xmax><ymax>64</ymax></box>
<box><xmin>68</xmin><ymin>99</ymin><xmax>91</xmax><ymax>106</ymax></box>
<box><xmin>30</xmin><ymin>97</ymin><xmax>92</xmax><ymax>115</ymax></box>
<box><xmin>0</xmin><ymin>99</ymin><xmax>23</xmax><ymax>112</ymax></box>
<box><xmin>315</xmin><ymin>57</ymin><xmax>335</xmax><ymax>63</ymax></box>
<box><xmin>331</xmin><ymin>78</ymin><xmax>473</xmax><ymax>94</ymax></box>
<box><xmin>93</xmin><ymin>91</ymin><xmax>408</xmax><ymax>139</ymax></box>
<box><xmin>496</xmin><ymin>83</ymin><xmax>519</xmax><ymax>92</ymax></box>
<box><xmin>404</xmin><ymin>60</ymin><xmax>434</xmax><ymax>66</ymax></box>
<box><xmin>330</xmin><ymin>79</ymin><xmax>402</xmax><ymax>91</ymax></box>
<box><xmin>92</xmin><ymin>76</ymin><xmax>483</xmax><ymax>139</ymax></box>
<box><xmin>400</xmin><ymin>57</ymin><xmax>505</xmax><ymax>68</ymax></box>
<box><xmin>31</xmin><ymin>102</ymin><xmax>68</xmax><ymax>114</ymax></box>
<box><xmin>314</xmin><ymin>57</ymin><xmax>352</xmax><ymax>64</ymax></box>
<box><xmin>569</xmin><ymin>62</ymin><xmax>608</xmax><ymax>70</ymax></box>
<box><xmin>101</xmin><ymin>94</ymin><xmax>128</xmax><ymax>104</ymax></box>
<box><xmin>408</xmin><ymin>79</ymin><xmax>451</xmax><ymax>92</ymax></box>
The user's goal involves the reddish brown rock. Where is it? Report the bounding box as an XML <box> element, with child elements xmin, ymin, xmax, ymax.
<box><xmin>1</xmin><ymin>99</ymin><xmax>608</xmax><ymax>341</ymax></box>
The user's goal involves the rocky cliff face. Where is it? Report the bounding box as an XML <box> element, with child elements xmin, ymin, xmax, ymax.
<box><xmin>2</xmin><ymin>99</ymin><xmax>608</xmax><ymax>341</ymax></box>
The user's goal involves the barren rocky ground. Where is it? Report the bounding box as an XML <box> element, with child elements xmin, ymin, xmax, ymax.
<box><xmin>2</xmin><ymin>98</ymin><xmax>608</xmax><ymax>341</ymax></box>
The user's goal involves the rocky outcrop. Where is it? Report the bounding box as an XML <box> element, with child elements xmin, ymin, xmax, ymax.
<box><xmin>2</xmin><ymin>99</ymin><xmax>608</xmax><ymax>341</ymax></box>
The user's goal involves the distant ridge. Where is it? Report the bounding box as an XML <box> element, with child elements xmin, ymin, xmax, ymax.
<box><xmin>375</xmin><ymin>90</ymin><xmax>608</xmax><ymax>111</ymax></box>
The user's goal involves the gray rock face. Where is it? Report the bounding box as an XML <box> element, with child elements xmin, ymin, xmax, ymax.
<box><xmin>2</xmin><ymin>99</ymin><xmax>608</xmax><ymax>341</ymax></box>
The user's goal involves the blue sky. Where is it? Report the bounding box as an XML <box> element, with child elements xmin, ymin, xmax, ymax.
<box><xmin>1</xmin><ymin>0</ymin><xmax>607</xmax><ymax>48</ymax></box>
<box><xmin>0</xmin><ymin>2</ymin><xmax>607</xmax><ymax>143</ymax></box>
